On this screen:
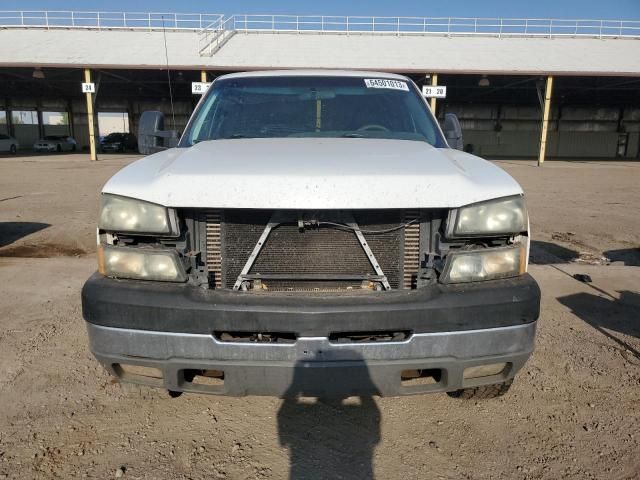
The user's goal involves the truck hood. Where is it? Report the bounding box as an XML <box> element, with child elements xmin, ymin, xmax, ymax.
<box><xmin>102</xmin><ymin>138</ymin><xmax>523</xmax><ymax>209</ymax></box>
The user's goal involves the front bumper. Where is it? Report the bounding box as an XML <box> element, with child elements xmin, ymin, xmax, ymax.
<box><xmin>82</xmin><ymin>273</ymin><xmax>540</xmax><ymax>397</ymax></box>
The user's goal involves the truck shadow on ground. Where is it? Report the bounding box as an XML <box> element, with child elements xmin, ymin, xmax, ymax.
<box><xmin>0</xmin><ymin>221</ymin><xmax>49</xmax><ymax>248</ymax></box>
<box><xmin>529</xmin><ymin>240</ymin><xmax>580</xmax><ymax>265</ymax></box>
<box><xmin>558</xmin><ymin>290</ymin><xmax>640</xmax><ymax>361</ymax></box>
<box><xmin>277</xmin><ymin>352</ymin><xmax>381</xmax><ymax>480</ymax></box>
<box><xmin>603</xmin><ymin>248</ymin><xmax>640</xmax><ymax>267</ymax></box>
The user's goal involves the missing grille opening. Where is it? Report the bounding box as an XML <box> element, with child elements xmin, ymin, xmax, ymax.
<box><xmin>214</xmin><ymin>331</ymin><xmax>298</xmax><ymax>344</ymax></box>
<box><xmin>115</xmin><ymin>364</ymin><xmax>163</xmax><ymax>379</ymax></box>
<box><xmin>113</xmin><ymin>363</ymin><xmax>164</xmax><ymax>387</ymax></box>
<box><xmin>400</xmin><ymin>369</ymin><xmax>442</xmax><ymax>386</ymax></box>
<box><xmin>243</xmin><ymin>279</ymin><xmax>383</xmax><ymax>292</ymax></box>
<box><xmin>218</xmin><ymin>209</ymin><xmax>405</xmax><ymax>290</ymax></box>
<box><xmin>183</xmin><ymin>369</ymin><xmax>224</xmax><ymax>386</ymax></box>
<box><xmin>329</xmin><ymin>330</ymin><xmax>412</xmax><ymax>344</ymax></box>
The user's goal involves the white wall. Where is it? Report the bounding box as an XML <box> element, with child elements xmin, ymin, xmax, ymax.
<box><xmin>0</xmin><ymin>29</ymin><xmax>639</xmax><ymax>76</ymax></box>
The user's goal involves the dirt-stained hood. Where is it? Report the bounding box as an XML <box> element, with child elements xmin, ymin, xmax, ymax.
<box><xmin>102</xmin><ymin>138</ymin><xmax>523</xmax><ymax>209</ymax></box>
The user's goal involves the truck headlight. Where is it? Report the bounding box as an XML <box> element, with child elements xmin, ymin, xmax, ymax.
<box><xmin>99</xmin><ymin>194</ymin><xmax>175</xmax><ymax>235</ymax></box>
<box><xmin>98</xmin><ymin>246</ymin><xmax>186</xmax><ymax>282</ymax></box>
<box><xmin>440</xmin><ymin>245</ymin><xmax>524</xmax><ymax>284</ymax></box>
<box><xmin>449</xmin><ymin>196</ymin><xmax>527</xmax><ymax>237</ymax></box>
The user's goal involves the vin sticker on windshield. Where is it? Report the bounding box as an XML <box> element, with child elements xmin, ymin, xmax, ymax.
<box><xmin>364</xmin><ymin>79</ymin><xmax>409</xmax><ymax>91</ymax></box>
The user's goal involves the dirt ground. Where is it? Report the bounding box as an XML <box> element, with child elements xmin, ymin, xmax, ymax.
<box><xmin>0</xmin><ymin>153</ymin><xmax>638</xmax><ymax>480</ymax></box>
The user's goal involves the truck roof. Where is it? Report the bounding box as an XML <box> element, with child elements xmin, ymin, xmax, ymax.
<box><xmin>217</xmin><ymin>69</ymin><xmax>410</xmax><ymax>81</ymax></box>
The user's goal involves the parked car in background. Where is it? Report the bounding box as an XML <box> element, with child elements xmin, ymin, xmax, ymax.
<box><xmin>100</xmin><ymin>132</ymin><xmax>137</xmax><ymax>153</ymax></box>
<box><xmin>33</xmin><ymin>135</ymin><xmax>77</xmax><ymax>153</ymax></box>
<box><xmin>0</xmin><ymin>134</ymin><xmax>19</xmax><ymax>154</ymax></box>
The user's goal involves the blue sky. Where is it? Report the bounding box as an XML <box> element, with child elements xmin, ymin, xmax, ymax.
<box><xmin>2</xmin><ymin>0</ymin><xmax>639</xmax><ymax>19</ymax></box>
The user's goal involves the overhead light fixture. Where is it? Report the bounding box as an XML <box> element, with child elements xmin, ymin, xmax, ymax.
<box><xmin>32</xmin><ymin>67</ymin><xmax>45</xmax><ymax>79</ymax></box>
<box><xmin>478</xmin><ymin>75</ymin><xmax>490</xmax><ymax>87</ymax></box>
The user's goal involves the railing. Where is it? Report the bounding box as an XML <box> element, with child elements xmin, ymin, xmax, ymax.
<box><xmin>216</xmin><ymin>15</ymin><xmax>640</xmax><ymax>39</ymax></box>
<box><xmin>0</xmin><ymin>11</ymin><xmax>223</xmax><ymax>31</ymax></box>
<box><xmin>1</xmin><ymin>11</ymin><xmax>639</xmax><ymax>39</ymax></box>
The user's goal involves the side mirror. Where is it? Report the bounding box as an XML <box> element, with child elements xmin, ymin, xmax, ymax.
<box><xmin>443</xmin><ymin>113</ymin><xmax>464</xmax><ymax>151</ymax></box>
<box><xmin>137</xmin><ymin>111</ymin><xmax>178</xmax><ymax>155</ymax></box>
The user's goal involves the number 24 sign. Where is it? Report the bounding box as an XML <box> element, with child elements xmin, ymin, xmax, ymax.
<box><xmin>81</xmin><ymin>82</ymin><xmax>95</xmax><ymax>93</ymax></box>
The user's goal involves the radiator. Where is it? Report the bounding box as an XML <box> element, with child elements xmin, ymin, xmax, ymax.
<box><xmin>204</xmin><ymin>209</ymin><xmax>420</xmax><ymax>291</ymax></box>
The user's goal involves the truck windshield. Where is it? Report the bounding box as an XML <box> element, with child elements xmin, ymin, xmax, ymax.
<box><xmin>181</xmin><ymin>76</ymin><xmax>446</xmax><ymax>147</ymax></box>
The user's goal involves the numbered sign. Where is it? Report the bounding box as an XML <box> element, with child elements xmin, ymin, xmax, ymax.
<box><xmin>192</xmin><ymin>82</ymin><xmax>211</xmax><ymax>95</ymax></box>
<box><xmin>422</xmin><ymin>85</ymin><xmax>447</xmax><ymax>98</ymax></box>
<box><xmin>82</xmin><ymin>82</ymin><xmax>95</xmax><ymax>93</ymax></box>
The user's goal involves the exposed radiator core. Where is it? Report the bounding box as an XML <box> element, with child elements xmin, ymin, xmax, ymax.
<box><xmin>403</xmin><ymin>210</ymin><xmax>421</xmax><ymax>289</ymax></box>
<box><xmin>204</xmin><ymin>209</ymin><xmax>223</xmax><ymax>289</ymax></box>
<box><xmin>203</xmin><ymin>209</ymin><xmax>422</xmax><ymax>291</ymax></box>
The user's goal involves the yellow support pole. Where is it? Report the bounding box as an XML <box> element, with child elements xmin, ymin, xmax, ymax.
<box><xmin>201</xmin><ymin>70</ymin><xmax>207</xmax><ymax>83</ymax></box>
<box><xmin>538</xmin><ymin>75</ymin><xmax>553</xmax><ymax>166</ymax></box>
<box><xmin>84</xmin><ymin>68</ymin><xmax>97</xmax><ymax>161</ymax></box>
<box><xmin>429</xmin><ymin>74</ymin><xmax>438</xmax><ymax>113</ymax></box>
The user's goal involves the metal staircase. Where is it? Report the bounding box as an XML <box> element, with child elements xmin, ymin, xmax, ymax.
<box><xmin>199</xmin><ymin>17</ymin><xmax>237</xmax><ymax>57</ymax></box>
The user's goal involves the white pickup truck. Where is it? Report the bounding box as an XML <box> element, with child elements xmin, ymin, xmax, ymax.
<box><xmin>82</xmin><ymin>70</ymin><xmax>540</xmax><ymax>399</ymax></box>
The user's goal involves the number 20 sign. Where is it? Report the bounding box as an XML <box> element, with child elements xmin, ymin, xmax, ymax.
<box><xmin>422</xmin><ymin>85</ymin><xmax>447</xmax><ymax>98</ymax></box>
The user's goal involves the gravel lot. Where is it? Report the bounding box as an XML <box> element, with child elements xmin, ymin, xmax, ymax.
<box><xmin>0</xmin><ymin>154</ymin><xmax>638</xmax><ymax>479</ymax></box>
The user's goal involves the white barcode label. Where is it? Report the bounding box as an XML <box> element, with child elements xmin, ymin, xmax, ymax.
<box><xmin>364</xmin><ymin>79</ymin><xmax>409</xmax><ymax>91</ymax></box>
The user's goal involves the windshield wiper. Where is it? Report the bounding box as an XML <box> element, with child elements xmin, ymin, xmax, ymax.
<box><xmin>222</xmin><ymin>134</ymin><xmax>247</xmax><ymax>139</ymax></box>
<box><xmin>341</xmin><ymin>133</ymin><xmax>366</xmax><ymax>138</ymax></box>
<box><xmin>192</xmin><ymin>135</ymin><xmax>246</xmax><ymax>145</ymax></box>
